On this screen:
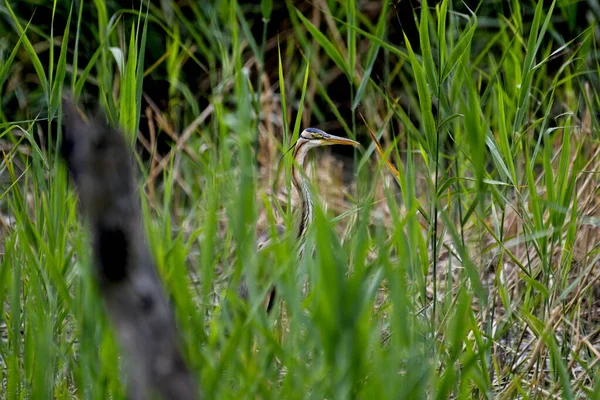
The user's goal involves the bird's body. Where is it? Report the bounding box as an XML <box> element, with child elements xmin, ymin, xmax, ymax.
<box><xmin>240</xmin><ymin>128</ymin><xmax>359</xmax><ymax>312</ymax></box>
<box><xmin>290</xmin><ymin>128</ymin><xmax>359</xmax><ymax>246</ymax></box>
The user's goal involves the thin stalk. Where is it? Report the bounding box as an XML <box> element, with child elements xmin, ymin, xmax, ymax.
<box><xmin>253</xmin><ymin>15</ymin><xmax>269</xmax><ymax>160</ymax></box>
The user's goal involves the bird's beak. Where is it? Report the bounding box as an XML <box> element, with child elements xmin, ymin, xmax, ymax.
<box><xmin>322</xmin><ymin>132</ymin><xmax>360</xmax><ymax>148</ymax></box>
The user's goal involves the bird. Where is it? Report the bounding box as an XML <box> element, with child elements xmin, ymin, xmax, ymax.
<box><xmin>239</xmin><ymin>127</ymin><xmax>360</xmax><ymax>312</ymax></box>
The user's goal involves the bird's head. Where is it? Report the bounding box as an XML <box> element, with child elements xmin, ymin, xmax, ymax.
<box><xmin>296</xmin><ymin>128</ymin><xmax>360</xmax><ymax>150</ymax></box>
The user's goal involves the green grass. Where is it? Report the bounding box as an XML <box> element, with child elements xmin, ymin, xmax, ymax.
<box><xmin>1</xmin><ymin>0</ymin><xmax>600</xmax><ymax>398</ymax></box>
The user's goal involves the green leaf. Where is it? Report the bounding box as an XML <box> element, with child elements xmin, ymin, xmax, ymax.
<box><xmin>404</xmin><ymin>32</ymin><xmax>435</xmax><ymax>154</ymax></box>
<box><xmin>291</xmin><ymin>62</ymin><xmax>310</xmax><ymax>146</ymax></box>
<box><xmin>119</xmin><ymin>24</ymin><xmax>138</xmax><ymax>141</ymax></box>
<box><xmin>352</xmin><ymin>0</ymin><xmax>389</xmax><ymax>110</ymax></box>
<box><xmin>419</xmin><ymin>0</ymin><xmax>438</xmax><ymax>93</ymax></box>
<box><xmin>513</xmin><ymin>0</ymin><xmax>556</xmax><ymax>132</ymax></box>
<box><xmin>518</xmin><ymin>272</ymin><xmax>549</xmax><ymax>297</ymax></box>
<box><xmin>50</xmin><ymin>4</ymin><xmax>73</xmax><ymax>119</ymax></box>
<box><xmin>133</xmin><ymin>1</ymin><xmax>149</xmax><ymax>144</ymax></box>
<box><xmin>4</xmin><ymin>2</ymin><xmax>49</xmax><ymax>101</ymax></box>
<box><xmin>0</xmin><ymin>31</ymin><xmax>23</xmax><ymax>90</ymax></box>
<box><xmin>495</xmin><ymin>86</ymin><xmax>517</xmax><ymax>186</ymax></box>
<box><xmin>437</xmin><ymin>0</ymin><xmax>449</xmax><ymax>65</ymax></box>
<box><xmin>74</xmin><ymin>15</ymin><xmax>121</xmax><ymax>98</ymax></box>
<box><xmin>16</xmin><ymin>121</ymin><xmax>49</xmax><ymax>170</ymax></box>
<box><xmin>546</xmin><ymin>331</ymin><xmax>574</xmax><ymax>400</ymax></box>
<box><xmin>295</xmin><ymin>9</ymin><xmax>349</xmax><ymax>76</ymax></box>
<box><xmin>438</xmin><ymin>113</ymin><xmax>463</xmax><ymax>131</ymax></box>
<box><xmin>441</xmin><ymin>21</ymin><xmax>477</xmax><ymax>83</ymax></box>
<box><xmin>261</xmin><ymin>0</ymin><xmax>272</xmax><ymax>20</ymax></box>
<box><xmin>346</xmin><ymin>0</ymin><xmax>356</xmax><ymax>75</ymax></box>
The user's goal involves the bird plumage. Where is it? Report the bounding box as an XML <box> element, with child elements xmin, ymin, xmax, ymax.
<box><xmin>240</xmin><ymin>128</ymin><xmax>359</xmax><ymax>312</ymax></box>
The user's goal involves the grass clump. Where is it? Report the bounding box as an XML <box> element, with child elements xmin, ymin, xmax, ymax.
<box><xmin>1</xmin><ymin>0</ymin><xmax>600</xmax><ymax>398</ymax></box>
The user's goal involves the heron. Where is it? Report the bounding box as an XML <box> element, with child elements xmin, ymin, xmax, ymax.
<box><xmin>240</xmin><ymin>127</ymin><xmax>360</xmax><ymax>312</ymax></box>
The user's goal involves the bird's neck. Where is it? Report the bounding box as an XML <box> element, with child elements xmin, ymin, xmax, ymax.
<box><xmin>291</xmin><ymin>143</ymin><xmax>313</xmax><ymax>243</ymax></box>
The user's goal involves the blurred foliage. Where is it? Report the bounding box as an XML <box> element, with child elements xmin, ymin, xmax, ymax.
<box><xmin>1</xmin><ymin>0</ymin><xmax>600</xmax><ymax>398</ymax></box>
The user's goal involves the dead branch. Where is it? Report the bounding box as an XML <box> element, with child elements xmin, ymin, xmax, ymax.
<box><xmin>61</xmin><ymin>96</ymin><xmax>199</xmax><ymax>400</ymax></box>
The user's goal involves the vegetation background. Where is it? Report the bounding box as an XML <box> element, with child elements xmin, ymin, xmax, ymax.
<box><xmin>1</xmin><ymin>0</ymin><xmax>600</xmax><ymax>398</ymax></box>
